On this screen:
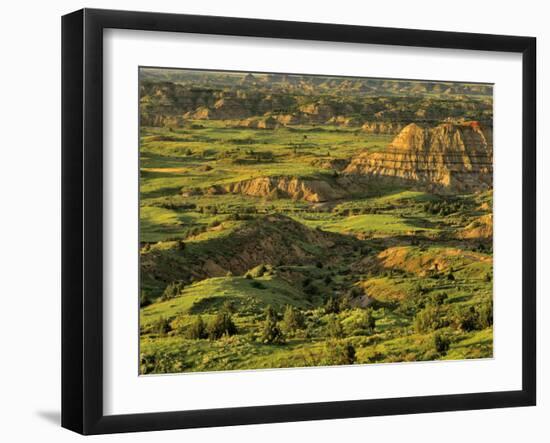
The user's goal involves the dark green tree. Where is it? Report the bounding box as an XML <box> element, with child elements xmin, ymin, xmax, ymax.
<box><xmin>280</xmin><ymin>305</ymin><xmax>305</xmax><ymax>334</ymax></box>
<box><xmin>478</xmin><ymin>300</ymin><xmax>493</xmax><ymax>329</ymax></box>
<box><xmin>162</xmin><ymin>281</ymin><xmax>185</xmax><ymax>301</ymax></box>
<box><xmin>357</xmin><ymin>307</ymin><xmax>376</xmax><ymax>333</ymax></box>
<box><xmin>325</xmin><ymin>340</ymin><xmax>356</xmax><ymax>365</ymax></box>
<box><xmin>324</xmin><ymin>296</ymin><xmax>340</xmax><ymax>314</ymax></box>
<box><xmin>326</xmin><ymin>315</ymin><xmax>344</xmax><ymax>338</ymax></box>
<box><xmin>186</xmin><ymin>315</ymin><xmax>207</xmax><ymax>339</ymax></box>
<box><xmin>414</xmin><ymin>304</ymin><xmax>443</xmax><ymax>333</ymax></box>
<box><xmin>260</xmin><ymin>305</ymin><xmax>284</xmax><ymax>344</ymax></box>
<box><xmin>339</xmin><ymin>292</ymin><xmax>354</xmax><ymax>311</ymax></box>
<box><xmin>433</xmin><ymin>332</ymin><xmax>450</xmax><ymax>354</ymax></box>
<box><xmin>208</xmin><ymin>311</ymin><xmax>237</xmax><ymax>339</ymax></box>
<box><xmin>154</xmin><ymin>316</ymin><xmax>171</xmax><ymax>336</ymax></box>
<box><xmin>453</xmin><ymin>306</ymin><xmax>479</xmax><ymax>332</ymax></box>
<box><xmin>140</xmin><ymin>291</ymin><xmax>151</xmax><ymax>308</ymax></box>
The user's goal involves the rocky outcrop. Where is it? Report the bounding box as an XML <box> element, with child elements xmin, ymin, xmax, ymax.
<box><xmin>184</xmin><ymin>98</ymin><xmax>251</xmax><ymax>120</ymax></box>
<box><xmin>361</xmin><ymin>121</ymin><xmax>406</xmax><ymax>134</ymax></box>
<box><xmin>352</xmin><ymin>245</ymin><xmax>492</xmax><ymax>279</ymax></box>
<box><xmin>233</xmin><ymin>116</ymin><xmax>280</xmax><ymax>129</ymax></box>
<box><xmin>204</xmin><ymin>176</ymin><xmax>349</xmax><ymax>203</ymax></box>
<box><xmin>310</xmin><ymin>158</ymin><xmax>350</xmax><ymax>171</ymax></box>
<box><xmin>275</xmin><ymin>114</ymin><xmax>301</xmax><ymax>125</ymax></box>
<box><xmin>327</xmin><ymin>115</ymin><xmax>362</xmax><ymax>127</ymax></box>
<box><xmin>458</xmin><ymin>214</ymin><xmax>493</xmax><ymax>240</ymax></box>
<box><xmin>298</xmin><ymin>103</ymin><xmax>335</xmax><ymax>122</ymax></box>
<box><xmin>140</xmin><ymin>74</ymin><xmax>494</xmax><ymax>128</ymax></box>
<box><xmin>345</xmin><ymin>122</ymin><xmax>493</xmax><ymax>192</ymax></box>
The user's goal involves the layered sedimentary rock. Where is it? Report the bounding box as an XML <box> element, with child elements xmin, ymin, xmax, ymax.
<box><xmin>345</xmin><ymin>122</ymin><xmax>493</xmax><ymax>192</ymax></box>
<box><xmin>233</xmin><ymin>116</ymin><xmax>280</xmax><ymax>129</ymax></box>
<box><xmin>184</xmin><ymin>98</ymin><xmax>251</xmax><ymax>120</ymax></box>
<box><xmin>327</xmin><ymin>115</ymin><xmax>362</xmax><ymax>127</ymax></box>
<box><xmin>200</xmin><ymin>175</ymin><xmax>365</xmax><ymax>203</ymax></box>
<box><xmin>458</xmin><ymin>213</ymin><xmax>493</xmax><ymax>239</ymax></box>
<box><xmin>361</xmin><ymin>121</ymin><xmax>406</xmax><ymax>134</ymax></box>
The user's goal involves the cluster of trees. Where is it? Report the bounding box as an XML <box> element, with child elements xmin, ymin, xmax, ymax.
<box><xmin>333</xmin><ymin>206</ymin><xmax>386</xmax><ymax>216</ymax></box>
<box><xmin>324</xmin><ymin>341</ymin><xmax>356</xmax><ymax>366</ymax></box>
<box><xmin>185</xmin><ymin>310</ymin><xmax>238</xmax><ymax>340</ymax></box>
<box><xmin>182</xmin><ymin>304</ymin><xmax>312</xmax><ymax>344</ymax></box>
<box><xmin>259</xmin><ymin>305</ymin><xmax>308</xmax><ymax>344</ymax></box>
<box><xmin>161</xmin><ymin>281</ymin><xmax>186</xmax><ymax>301</ymax></box>
<box><xmin>155</xmin><ymin>200</ymin><xmax>197</xmax><ymax>211</ymax></box>
<box><xmin>452</xmin><ymin>302</ymin><xmax>493</xmax><ymax>331</ymax></box>
<box><xmin>414</xmin><ymin>299</ymin><xmax>493</xmax><ymax>334</ymax></box>
<box><xmin>216</xmin><ymin>148</ymin><xmax>275</xmax><ymax>164</ymax></box>
<box><xmin>423</xmin><ymin>199</ymin><xmax>468</xmax><ymax>216</ymax></box>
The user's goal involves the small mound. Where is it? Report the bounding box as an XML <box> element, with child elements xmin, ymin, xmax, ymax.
<box><xmin>140</xmin><ymin>275</ymin><xmax>311</xmax><ymax>327</ymax></box>
<box><xmin>458</xmin><ymin>214</ymin><xmax>493</xmax><ymax>240</ymax></box>
<box><xmin>353</xmin><ymin>245</ymin><xmax>491</xmax><ymax>277</ymax></box>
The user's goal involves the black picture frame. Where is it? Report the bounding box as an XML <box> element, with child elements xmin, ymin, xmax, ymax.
<box><xmin>62</xmin><ymin>8</ymin><xmax>537</xmax><ymax>435</ymax></box>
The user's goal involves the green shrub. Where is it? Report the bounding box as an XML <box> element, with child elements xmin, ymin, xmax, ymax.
<box><xmin>430</xmin><ymin>292</ymin><xmax>448</xmax><ymax>305</ymax></box>
<box><xmin>153</xmin><ymin>316</ymin><xmax>171</xmax><ymax>336</ymax></box>
<box><xmin>222</xmin><ymin>300</ymin><xmax>235</xmax><ymax>313</ymax></box>
<box><xmin>162</xmin><ymin>281</ymin><xmax>185</xmax><ymax>301</ymax></box>
<box><xmin>303</xmin><ymin>282</ymin><xmax>319</xmax><ymax>297</ymax></box>
<box><xmin>260</xmin><ymin>305</ymin><xmax>284</xmax><ymax>344</ymax></box>
<box><xmin>208</xmin><ymin>312</ymin><xmax>237</xmax><ymax>339</ymax></box>
<box><xmin>453</xmin><ymin>306</ymin><xmax>479</xmax><ymax>332</ymax></box>
<box><xmin>326</xmin><ymin>315</ymin><xmax>344</xmax><ymax>338</ymax></box>
<box><xmin>324</xmin><ymin>296</ymin><xmax>340</xmax><ymax>314</ymax></box>
<box><xmin>140</xmin><ymin>291</ymin><xmax>152</xmax><ymax>308</ymax></box>
<box><xmin>186</xmin><ymin>315</ymin><xmax>207</xmax><ymax>339</ymax></box>
<box><xmin>324</xmin><ymin>340</ymin><xmax>356</xmax><ymax>365</ymax></box>
<box><xmin>453</xmin><ymin>302</ymin><xmax>493</xmax><ymax>331</ymax></box>
<box><xmin>281</xmin><ymin>305</ymin><xmax>306</xmax><ymax>334</ymax></box>
<box><xmin>250</xmin><ymin>280</ymin><xmax>266</xmax><ymax>290</ymax></box>
<box><xmin>433</xmin><ymin>332</ymin><xmax>450</xmax><ymax>354</ymax></box>
<box><xmin>414</xmin><ymin>304</ymin><xmax>443</xmax><ymax>333</ymax></box>
<box><xmin>478</xmin><ymin>300</ymin><xmax>493</xmax><ymax>328</ymax></box>
<box><xmin>339</xmin><ymin>292</ymin><xmax>354</xmax><ymax>311</ymax></box>
<box><xmin>356</xmin><ymin>308</ymin><xmax>376</xmax><ymax>334</ymax></box>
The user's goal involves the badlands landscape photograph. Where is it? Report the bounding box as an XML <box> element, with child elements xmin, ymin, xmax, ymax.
<box><xmin>138</xmin><ymin>68</ymin><xmax>493</xmax><ymax>374</ymax></box>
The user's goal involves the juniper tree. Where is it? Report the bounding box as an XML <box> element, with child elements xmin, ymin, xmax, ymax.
<box><xmin>260</xmin><ymin>305</ymin><xmax>284</xmax><ymax>344</ymax></box>
<box><xmin>324</xmin><ymin>296</ymin><xmax>340</xmax><ymax>314</ymax></box>
<box><xmin>208</xmin><ymin>311</ymin><xmax>237</xmax><ymax>339</ymax></box>
<box><xmin>326</xmin><ymin>315</ymin><xmax>344</xmax><ymax>339</ymax></box>
<box><xmin>281</xmin><ymin>305</ymin><xmax>305</xmax><ymax>334</ymax></box>
<box><xmin>186</xmin><ymin>315</ymin><xmax>207</xmax><ymax>339</ymax></box>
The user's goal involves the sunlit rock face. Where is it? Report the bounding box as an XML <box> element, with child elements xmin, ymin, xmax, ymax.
<box><xmin>345</xmin><ymin>122</ymin><xmax>493</xmax><ymax>192</ymax></box>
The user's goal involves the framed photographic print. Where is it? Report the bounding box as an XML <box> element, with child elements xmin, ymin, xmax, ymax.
<box><xmin>62</xmin><ymin>8</ymin><xmax>536</xmax><ymax>435</ymax></box>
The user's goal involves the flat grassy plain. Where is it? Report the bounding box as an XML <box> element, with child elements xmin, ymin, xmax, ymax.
<box><xmin>139</xmin><ymin>120</ymin><xmax>493</xmax><ymax>374</ymax></box>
